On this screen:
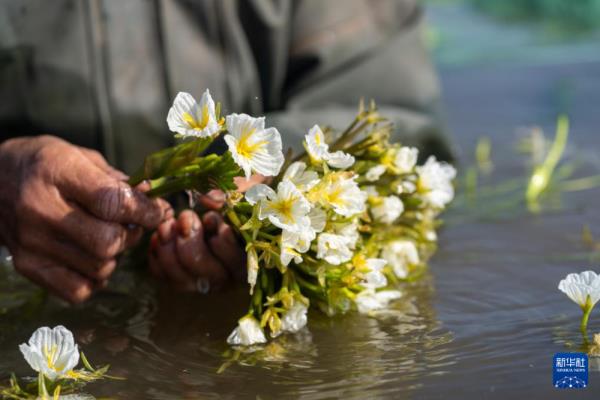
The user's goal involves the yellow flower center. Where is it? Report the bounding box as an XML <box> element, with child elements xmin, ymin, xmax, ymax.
<box><xmin>236</xmin><ymin>128</ymin><xmax>267</xmax><ymax>158</ymax></box>
<box><xmin>315</xmin><ymin>132</ymin><xmax>323</xmax><ymax>145</ymax></box>
<box><xmin>324</xmin><ymin>185</ymin><xmax>346</xmax><ymax>207</ymax></box>
<box><xmin>182</xmin><ymin>104</ymin><xmax>210</xmax><ymax>130</ymax></box>
<box><xmin>269</xmin><ymin>197</ymin><xmax>296</xmax><ymax>223</ymax></box>
<box><xmin>43</xmin><ymin>344</ymin><xmax>66</xmax><ymax>372</ymax></box>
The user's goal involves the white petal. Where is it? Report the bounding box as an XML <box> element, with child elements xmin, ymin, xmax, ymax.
<box><xmin>382</xmin><ymin>240</ymin><xmax>419</xmax><ymax>279</ymax></box>
<box><xmin>366</xmin><ymin>165</ymin><xmax>386</xmax><ymax>182</ymax></box>
<box><xmin>317</xmin><ymin>233</ymin><xmax>353</xmax><ymax>265</ymax></box>
<box><xmin>166</xmin><ymin>91</ymin><xmax>219</xmax><ymax>137</ymax></box>
<box><xmin>308</xmin><ymin>207</ymin><xmax>327</xmax><ymax>232</ymax></box>
<box><xmin>327</xmin><ymin>151</ymin><xmax>355</xmax><ymax>169</ymax></box>
<box><xmin>280</xmin><ymin>302</ymin><xmax>308</xmax><ymax>334</ymax></box>
<box><xmin>416</xmin><ymin>156</ymin><xmax>457</xmax><ymax>208</ymax></box>
<box><xmin>559</xmin><ymin>271</ymin><xmax>600</xmax><ymax>307</ymax></box>
<box><xmin>371</xmin><ymin>196</ymin><xmax>404</xmax><ymax>224</ymax></box>
<box><xmin>394</xmin><ymin>147</ymin><xmax>419</xmax><ymax>173</ymax></box>
<box><xmin>284</xmin><ymin>161</ymin><xmax>320</xmax><ymax>191</ymax></box>
<box><xmin>305</xmin><ymin>125</ymin><xmax>329</xmax><ymax>162</ymax></box>
<box><xmin>245</xmin><ymin>184</ymin><xmax>275</xmax><ymax>205</ymax></box>
<box><xmin>355</xmin><ymin>290</ymin><xmax>402</xmax><ymax>314</ymax></box>
<box><xmin>19</xmin><ymin>326</ymin><xmax>79</xmax><ymax>380</ymax></box>
<box><xmin>227</xmin><ymin>316</ymin><xmax>267</xmax><ymax>346</ymax></box>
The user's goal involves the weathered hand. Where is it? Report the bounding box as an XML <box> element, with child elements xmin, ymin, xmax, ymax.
<box><xmin>148</xmin><ymin>210</ymin><xmax>245</xmax><ymax>292</ymax></box>
<box><xmin>0</xmin><ymin>135</ymin><xmax>170</xmax><ymax>303</ymax></box>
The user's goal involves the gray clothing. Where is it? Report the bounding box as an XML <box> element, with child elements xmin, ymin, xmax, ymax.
<box><xmin>0</xmin><ymin>0</ymin><xmax>446</xmax><ymax>172</ymax></box>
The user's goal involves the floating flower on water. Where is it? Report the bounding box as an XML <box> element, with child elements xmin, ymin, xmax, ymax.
<box><xmin>166</xmin><ymin>90</ymin><xmax>220</xmax><ymax>138</ymax></box>
<box><xmin>371</xmin><ymin>195</ymin><xmax>404</xmax><ymax>224</ymax></box>
<box><xmin>283</xmin><ymin>161</ymin><xmax>319</xmax><ymax>192</ymax></box>
<box><xmin>311</xmin><ymin>173</ymin><xmax>366</xmax><ymax>217</ymax></box>
<box><xmin>366</xmin><ymin>165</ymin><xmax>386</xmax><ymax>182</ymax></box>
<box><xmin>305</xmin><ymin>125</ymin><xmax>355</xmax><ymax>168</ymax></box>
<box><xmin>225</xmin><ymin>113</ymin><xmax>284</xmax><ymax>179</ymax></box>
<box><xmin>416</xmin><ymin>156</ymin><xmax>456</xmax><ymax>208</ymax></box>
<box><xmin>394</xmin><ymin>146</ymin><xmax>419</xmax><ymax>173</ymax></box>
<box><xmin>279</xmin><ymin>302</ymin><xmax>308</xmax><ymax>335</ymax></box>
<box><xmin>19</xmin><ymin>326</ymin><xmax>79</xmax><ymax>381</ymax></box>
<box><xmin>355</xmin><ymin>290</ymin><xmax>402</xmax><ymax>314</ymax></box>
<box><xmin>227</xmin><ymin>315</ymin><xmax>267</xmax><ymax>346</ymax></box>
<box><xmin>245</xmin><ymin>181</ymin><xmax>311</xmax><ymax>233</ymax></box>
<box><xmin>559</xmin><ymin>271</ymin><xmax>600</xmax><ymax>309</ymax></box>
<box><xmin>317</xmin><ymin>233</ymin><xmax>354</xmax><ymax>265</ymax></box>
<box><xmin>558</xmin><ymin>271</ymin><xmax>600</xmax><ymax>333</ymax></box>
<box><xmin>381</xmin><ymin>240</ymin><xmax>420</xmax><ymax>279</ymax></box>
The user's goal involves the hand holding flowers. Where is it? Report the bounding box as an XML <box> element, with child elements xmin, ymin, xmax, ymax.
<box><xmin>130</xmin><ymin>91</ymin><xmax>456</xmax><ymax>346</ymax></box>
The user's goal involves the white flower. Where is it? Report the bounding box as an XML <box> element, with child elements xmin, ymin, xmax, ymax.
<box><xmin>247</xmin><ymin>248</ymin><xmax>259</xmax><ymax>294</ymax></box>
<box><xmin>366</xmin><ymin>165</ymin><xmax>386</xmax><ymax>182</ymax></box>
<box><xmin>358</xmin><ymin>258</ymin><xmax>388</xmax><ymax>289</ymax></box>
<box><xmin>355</xmin><ymin>290</ymin><xmax>402</xmax><ymax>314</ymax></box>
<box><xmin>400</xmin><ymin>180</ymin><xmax>417</xmax><ymax>194</ymax></box>
<box><xmin>227</xmin><ymin>315</ymin><xmax>267</xmax><ymax>346</ymax></box>
<box><xmin>225</xmin><ymin>113</ymin><xmax>284</xmax><ymax>179</ymax></box>
<box><xmin>280</xmin><ymin>228</ymin><xmax>316</xmax><ymax>267</ymax></box>
<box><xmin>245</xmin><ymin>181</ymin><xmax>311</xmax><ymax>233</ymax></box>
<box><xmin>279</xmin><ymin>302</ymin><xmax>308</xmax><ymax>334</ymax></box>
<box><xmin>317</xmin><ymin>233</ymin><xmax>354</xmax><ymax>265</ymax></box>
<box><xmin>416</xmin><ymin>156</ymin><xmax>456</xmax><ymax>208</ymax></box>
<box><xmin>332</xmin><ymin>220</ymin><xmax>360</xmax><ymax>249</ymax></box>
<box><xmin>305</xmin><ymin>125</ymin><xmax>355</xmax><ymax>168</ymax></box>
<box><xmin>558</xmin><ymin>271</ymin><xmax>600</xmax><ymax>309</ymax></box>
<box><xmin>166</xmin><ymin>90</ymin><xmax>220</xmax><ymax>138</ymax></box>
<box><xmin>19</xmin><ymin>326</ymin><xmax>79</xmax><ymax>380</ymax></box>
<box><xmin>371</xmin><ymin>195</ymin><xmax>404</xmax><ymax>224</ymax></box>
<box><xmin>363</xmin><ymin>185</ymin><xmax>379</xmax><ymax>198</ymax></box>
<box><xmin>283</xmin><ymin>161</ymin><xmax>319</xmax><ymax>192</ymax></box>
<box><xmin>394</xmin><ymin>147</ymin><xmax>418</xmax><ymax>173</ymax></box>
<box><xmin>308</xmin><ymin>207</ymin><xmax>327</xmax><ymax>233</ymax></box>
<box><xmin>317</xmin><ymin>174</ymin><xmax>367</xmax><ymax>217</ymax></box>
<box><xmin>382</xmin><ymin>240</ymin><xmax>419</xmax><ymax>279</ymax></box>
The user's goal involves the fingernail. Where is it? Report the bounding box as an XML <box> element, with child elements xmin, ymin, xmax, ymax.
<box><xmin>207</xmin><ymin>190</ymin><xmax>225</xmax><ymax>202</ymax></box>
<box><xmin>158</xmin><ymin>222</ymin><xmax>174</xmax><ymax>244</ymax></box>
<box><xmin>164</xmin><ymin>207</ymin><xmax>175</xmax><ymax>220</ymax></box>
<box><xmin>192</xmin><ymin>218</ymin><xmax>201</xmax><ymax>234</ymax></box>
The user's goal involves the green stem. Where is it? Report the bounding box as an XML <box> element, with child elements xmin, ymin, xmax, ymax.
<box><xmin>225</xmin><ymin>208</ymin><xmax>253</xmax><ymax>244</ymax></box>
<box><xmin>581</xmin><ymin>305</ymin><xmax>592</xmax><ymax>336</ymax></box>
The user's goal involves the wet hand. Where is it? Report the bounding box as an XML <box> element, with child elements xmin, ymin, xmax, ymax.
<box><xmin>0</xmin><ymin>135</ymin><xmax>170</xmax><ymax>303</ymax></box>
<box><xmin>148</xmin><ymin>210</ymin><xmax>245</xmax><ymax>292</ymax></box>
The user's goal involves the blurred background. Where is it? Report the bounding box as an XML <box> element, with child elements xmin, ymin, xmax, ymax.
<box><xmin>424</xmin><ymin>0</ymin><xmax>600</xmax><ymax>155</ymax></box>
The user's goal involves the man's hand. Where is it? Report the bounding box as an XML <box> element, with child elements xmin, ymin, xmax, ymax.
<box><xmin>146</xmin><ymin>176</ymin><xmax>265</xmax><ymax>293</ymax></box>
<box><xmin>0</xmin><ymin>135</ymin><xmax>170</xmax><ymax>303</ymax></box>
<box><xmin>148</xmin><ymin>209</ymin><xmax>246</xmax><ymax>292</ymax></box>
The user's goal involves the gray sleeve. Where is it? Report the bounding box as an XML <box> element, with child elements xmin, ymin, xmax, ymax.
<box><xmin>269</xmin><ymin>0</ymin><xmax>452</xmax><ymax>160</ymax></box>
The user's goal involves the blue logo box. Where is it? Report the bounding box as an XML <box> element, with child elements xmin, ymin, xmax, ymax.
<box><xmin>553</xmin><ymin>353</ymin><xmax>588</xmax><ymax>388</ymax></box>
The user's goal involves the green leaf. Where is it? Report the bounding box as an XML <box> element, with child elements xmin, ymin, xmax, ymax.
<box><xmin>80</xmin><ymin>351</ymin><xmax>95</xmax><ymax>372</ymax></box>
<box><xmin>128</xmin><ymin>137</ymin><xmax>214</xmax><ymax>186</ymax></box>
<box><xmin>145</xmin><ymin>152</ymin><xmax>239</xmax><ymax>198</ymax></box>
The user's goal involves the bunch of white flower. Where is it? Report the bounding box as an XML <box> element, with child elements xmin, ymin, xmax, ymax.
<box><xmin>132</xmin><ymin>91</ymin><xmax>456</xmax><ymax>347</ymax></box>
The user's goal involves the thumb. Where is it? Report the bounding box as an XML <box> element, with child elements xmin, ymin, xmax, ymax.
<box><xmin>58</xmin><ymin>152</ymin><xmax>166</xmax><ymax>228</ymax></box>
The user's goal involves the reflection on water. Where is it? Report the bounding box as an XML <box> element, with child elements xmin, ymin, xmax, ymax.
<box><xmin>3</xmin><ymin>137</ymin><xmax>600</xmax><ymax>398</ymax></box>
<box><xmin>0</xmin><ymin>262</ymin><xmax>452</xmax><ymax>399</ymax></box>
